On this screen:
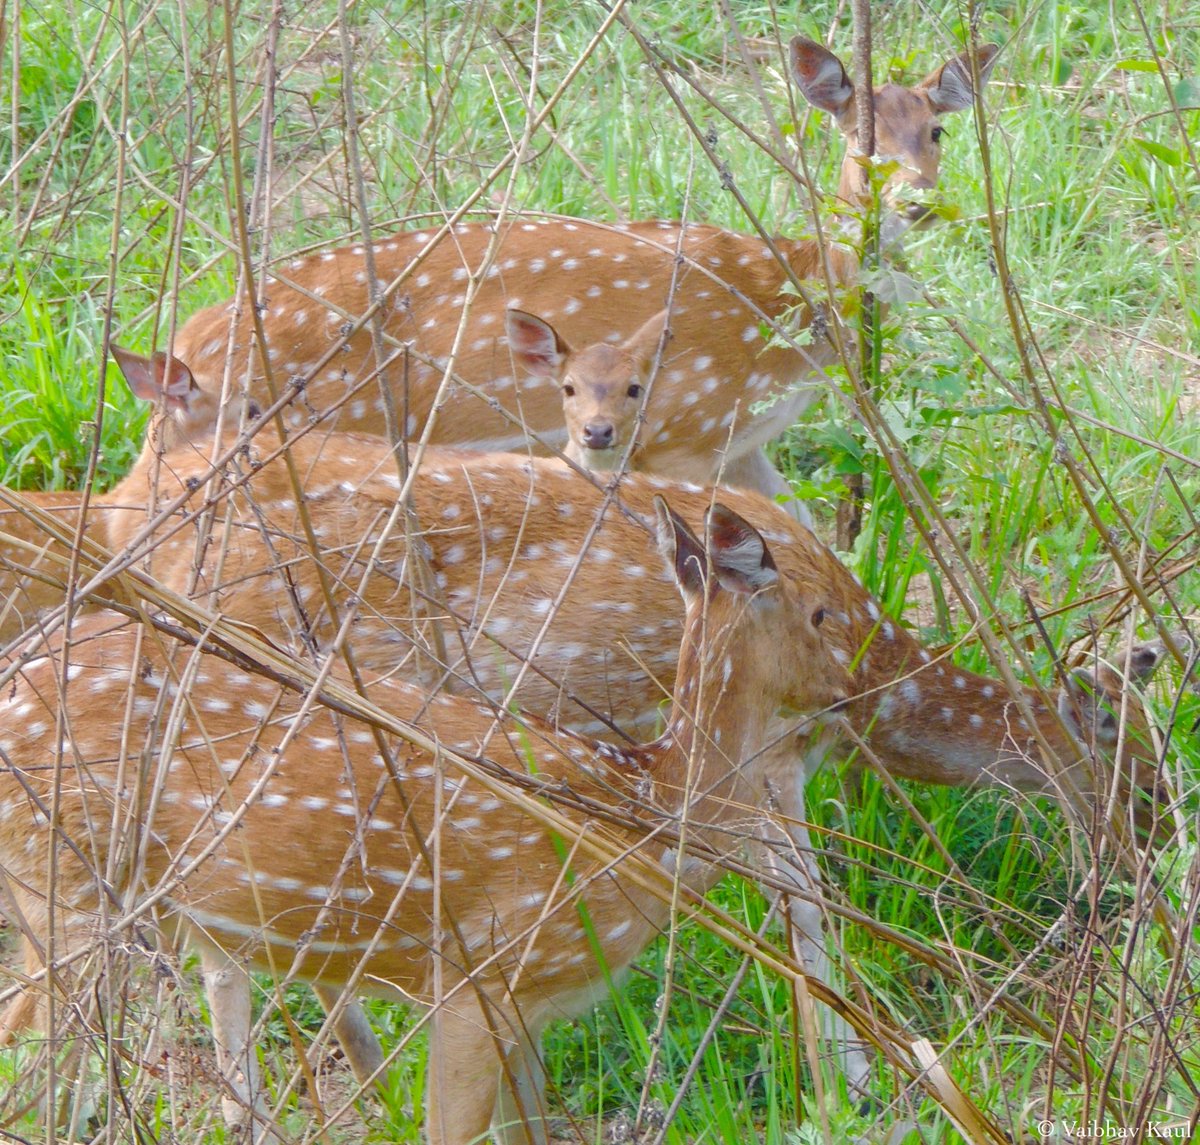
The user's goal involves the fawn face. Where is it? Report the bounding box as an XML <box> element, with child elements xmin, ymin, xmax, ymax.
<box><xmin>506</xmin><ymin>308</ymin><xmax>670</xmax><ymax>470</ymax></box>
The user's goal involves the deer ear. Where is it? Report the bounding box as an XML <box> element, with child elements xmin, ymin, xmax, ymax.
<box><xmin>505</xmin><ymin>309</ymin><xmax>570</xmax><ymax>379</ymax></box>
<box><xmin>112</xmin><ymin>345</ymin><xmax>198</xmax><ymax>413</ymax></box>
<box><xmin>706</xmin><ymin>504</ymin><xmax>778</xmax><ymax>595</ymax></box>
<box><xmin>790</xmin><ymin>37</ymin><xmax>855</xmax><ymax>122</ymax></box>
<box><xmin>920</xmin><ymin>43</ymin><xmax>1000</xmax><ymax>114</ymax></box>
<box><xmin>654</xmin><ymin>496</ymin><xmax>707</xmax><ymax>598</ymax></box>
<box><xmin>625</xmin><ymin>308</ymin><xmax>671</xmax><ymax>369</ymax></box>
<box><xmin>1122</xmin><ymin>639</ymin><xmax>1170</xmax><ymax>682</ymax></box>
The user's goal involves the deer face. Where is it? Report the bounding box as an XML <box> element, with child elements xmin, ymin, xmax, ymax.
<box><xmin>1059</xmin><ymin>640</ymin><xmax>1174</xmax><ymax>841</ymax></box>
<box><xmin>506</xmin><ymin>307</ymin><xmax>669</xmax><ymax>472</ymax></box>
<box><xmin>657</xmin><ymin>500</ymin><xmax>853</xmax><ymax>726</ymax></box>
<box><xmin>559</xmin><ymin>343</ymin><xmax>648</xmax><ymax>467</ymax></box>
<box><xmin>790</xmin><ymin>37</ymin><xmax>1000</xmax><ymax>230</ymax></box>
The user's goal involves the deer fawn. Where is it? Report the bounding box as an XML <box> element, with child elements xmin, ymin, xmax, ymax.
<box><xmin>163</xmin><ymin>37</ymin><xmax>999</xmax><ymax>507</ymax></box>
<box><xmin>0</xmin><ymin>353</ymin><xmax>1169</xmax><ymax>1109</ymax></box>
<box><xmin>0</xmin><ymin>500</ymin><xmax>850</xmax><ymax>1144</ymax></box>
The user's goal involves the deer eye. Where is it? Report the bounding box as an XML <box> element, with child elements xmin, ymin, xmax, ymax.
<box><xmin>811</xmin><ymin>606</ymin><xmax>826</xmax><ymax>628</ymax></box>
<box><xmin>563</xmin><ymin>384</ymin><xmax>575</xmax><ymax>398</ymax></box>
<box><xmin>627</xmin><ymin>383</ymin><xmax>642</xmax><ymax>399</ymax></box>
<box><xmin>931</xmin><ymin>125</ymin><xmax>946</xmax><ymax>144</ymax></box>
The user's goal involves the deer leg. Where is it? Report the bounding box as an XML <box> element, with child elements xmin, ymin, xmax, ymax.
<box><xmin>0</xmin><ymin>883</ymin><xmax>45</xmax><ymax>1043</ymax></box>
<box><xmin>0</xmin><ymin>936</ymin><xmax>41</xmax><ymax>1044</ymax></box>
<box><xmin>310</xmin><ymin>983</ymin><xmax>386</xmax><ymax>1090</ymax></box>
<box><xmin>492</xmin><ymin>1025</ymin><xmax>550</xmax><ymax>1145</ymax></box>
<box><xmin>753</xmin><ymin>746</ymin><xmax>872</xmax><ymax>1096</ymax></box>
<box><xmin>720</xmin><ymin>448</ymin><xmax>812</xmax><ymax>528</ymax></box>
<box><xmin>0</xmin><ymin>890</ymin><xmax>90</xmax><ymax>1065</ymax></box>
<box><xmin>425</xmin><ymin>996</ymin><xmax>507</xmax><ymax>1145</ymax></box>
<box><xmin>0</xmin><ymin>985</ymin><xmax>38</xmax><ymax>1044</ymax></box>
<box><xmin>197</xmin><ymin>942</ymin><xmax>278</xmax><ymax>1143</ymax></box>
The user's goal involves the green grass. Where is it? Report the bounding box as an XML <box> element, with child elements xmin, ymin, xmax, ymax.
<box><xmin>1</xmin><ymin>1</ymin><xmax>1198</xmax><ymax>1142</ymax></box>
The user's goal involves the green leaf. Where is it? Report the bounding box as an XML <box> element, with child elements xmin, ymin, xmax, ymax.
<box><xmin>861</xmin><ymin>265</ymin><xmax>924</xmax><ymax>306</ymax></box>
<box><xmin>824</xmin><ymin>424</ymin><xmax>865</xmax><ymax>466</ymax></box>
<box><xmin>1116</xmin><ymin>59</ymin><xmax>1158</xmax><ymax>73</ymax></box>
<box><xmin>921</xmin><ymin>200</ymin><xmax>962</xmax><ymax>223</ymax></box>
<box><xmin>1134</xmin><ymin>137</ymin><xmax>1181</xmax><ymax>166</ymax></box>
<box><xmin>1175</xmin><ymin>76</ymin><xmax>1200</xmax><ymax>108</ymax></box>
<box><xmin>1054</xmin><ymin>57</ymin><xmax>1073</xmax><ymax>85</ymax></box>
<box><xmin>912</xmin><ymin>371</ymin><xmax>970</xmax><ymax>400</ymax></box>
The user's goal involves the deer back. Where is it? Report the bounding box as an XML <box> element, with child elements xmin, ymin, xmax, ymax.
<box><xmin>165</xmin><ymin>42</ymin><xmax>998</xmax><ymax>482</ymax></box>
<box><xmin>172</xmin><ymin>221</ymin><xmax>843</xmax><ymax>476</ymax></box>
<box><xmin>68</xmin><ymin>428</ymin><xmax>1164</xmax><ymax>815</ymax></box>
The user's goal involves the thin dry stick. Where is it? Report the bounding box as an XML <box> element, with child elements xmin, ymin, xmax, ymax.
<box><xmin>838</xmin><ymin>0</ymin><xmax>875</xmax><ymax>552</ymax></box>
<box><xmin>335</xmin><ymin>0</ymin><xmax>454</xmax><ymax>695</ymax></box>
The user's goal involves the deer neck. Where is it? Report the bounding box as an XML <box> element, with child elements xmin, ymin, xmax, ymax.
<box><xmin>642</xmin><ymin>620</ymin><xmax>779</xmax><ymax>877</ymax></box>
<box><xmin>778</xmin><ymin>227</ymin><xmax>860</xmax><ymax>298</ymax></box>
<box><xmin>851</xmin><ymin>656</ymin><xmax>1089</xmax><ymax>794</ymax></box>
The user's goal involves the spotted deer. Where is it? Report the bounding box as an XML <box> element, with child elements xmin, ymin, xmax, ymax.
<box><xmin>165</xmin><ymin>37</ymin><xmax>1000</xmax><ymax>508</ymax></box>
<box><xmin>0</xmin><ymin>347</ymin><xmax>257</xmax><ymax>646</ymax></box>
<box><xmin>0</xmin><ymin>500</ymin><xmax>851</xmax><ymax>1145</ymax></box>
<box><xmin>0</xmin><ymin>401</ymin><xmax>1169</xmax><ymax>1113</ymax></box>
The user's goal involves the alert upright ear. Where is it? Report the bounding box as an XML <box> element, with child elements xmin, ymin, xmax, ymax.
<box><xmin>111</xmin><ymin>345</ymin><xmax>199</xmax><ymax>414</ymax></box>
<box><xmin>705</xmin><ymin>504</ymin><xmax>779</xmax><ymax>596</ymax></box>
<box><xmin>624</xmin><ymin>308</ymin><xmax>671</xmax><ymax>372</ymax></box>
<box><xmin>653</xmin><ymin>496</ymin><xmax>707</xmax><ymax>599</ymax></box>
<box><xmin>919</xmin><ymin>43</ymin><xmax>1001</xmax><ymax>115</ymax></box>
<box><xmin>505</xmin><ymin>308</ymin><xmax>571</xmax><ymax>379</ymax></box>
<box><xmin>790</xmin><ymin>36</ymin><xmax>856</xmax><ymax>124</ymax></box>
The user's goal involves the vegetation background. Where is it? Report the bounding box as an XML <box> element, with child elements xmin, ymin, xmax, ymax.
<box><xmin>0</xmin><ymin>1</ymin><xmax>1197</xmax><ymax>1142</ymax></box>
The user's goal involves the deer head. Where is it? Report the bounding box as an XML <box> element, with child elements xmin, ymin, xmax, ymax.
<box><xmin>505</xmin><ymin>307</ymin><xmax>670</xmax><ymax>470</ymax></box>
<box><xmin>790</xmin><ymin>36</ymin><xmax>1001</xmax><ymax>226</ymax></box>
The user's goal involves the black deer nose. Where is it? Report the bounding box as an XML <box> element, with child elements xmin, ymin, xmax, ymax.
<box><xmin>582</xmin><ymin>422</ymin><xmax>614</xmax><ymax>449</ymax></box>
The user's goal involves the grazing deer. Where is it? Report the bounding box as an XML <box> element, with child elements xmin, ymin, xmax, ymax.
<box><xmin>1</xmin><ymin>395</ymin><xmax>1170</xmax><ymax>1110</ymax></box>
<box><xmin>0</xmin><ymin>500</ymin><xmax>851</xmax><ymax>1145</ymax></box>
<box><xmin>166</xmin><ymin>37</ymin><xmax>999</xmax><ymax>506</ymax></box>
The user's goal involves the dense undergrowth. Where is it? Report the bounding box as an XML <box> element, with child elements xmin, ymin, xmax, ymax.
<box><xmin>0</xmin><ymin>2</ymin><xmax>1197</xmax><ymax>1143</ymax></box>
